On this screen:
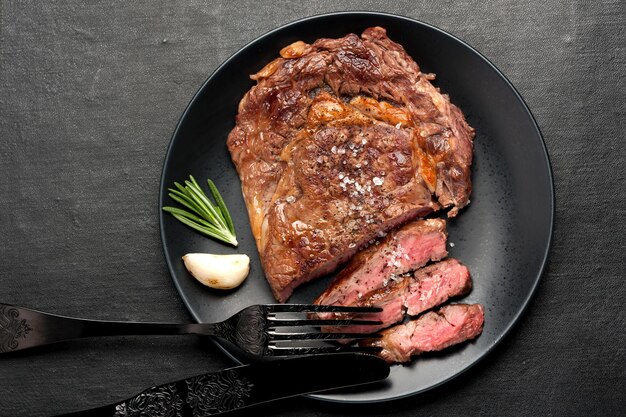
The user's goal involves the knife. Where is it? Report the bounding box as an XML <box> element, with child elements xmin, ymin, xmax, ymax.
<box><xmin>57</xmin><ymin>353</ymin><xmax>389</xmax><ymax>416</ymax></box>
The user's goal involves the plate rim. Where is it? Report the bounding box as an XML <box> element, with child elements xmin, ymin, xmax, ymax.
<box><xmin>159</xmin><ymin>11</ymin><xmax>555</xmax><ymax>403</ymax></box>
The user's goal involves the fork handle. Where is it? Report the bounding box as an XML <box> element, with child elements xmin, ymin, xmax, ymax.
<box><xmin>0</xmin><ymin>303</ymin><xmax>217</xmax><ymax>353</ymax></box>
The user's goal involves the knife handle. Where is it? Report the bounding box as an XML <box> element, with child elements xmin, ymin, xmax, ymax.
<box><xmin>56</xmin><ymin>367</ymin><xmax>253</xmax><ymax>417</ymax></box>
<box><xmin>53</xmin><ymin>354</ymin><xmax>390</xmax><ymax>416</ymax></box>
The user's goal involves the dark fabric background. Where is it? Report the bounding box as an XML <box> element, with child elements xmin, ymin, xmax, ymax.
<box><xmin>1</xmin><ymin>1</ymin><xmax>624</xmax><ymax>416</ymax></box>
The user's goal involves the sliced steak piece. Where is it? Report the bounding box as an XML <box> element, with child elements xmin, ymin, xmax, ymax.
<box><xmin>314</xmin><ymin>219</ymin><xmax>447</xmax><ymax>308</ymax></box>
<box><xmin>405</xmin><ymin>258</ymin><xmax>472</xmax><ymax>316</ymax></box>
<box><xmin>323</xmin><ymin>276</ymin><xmax>410</xmax><ymax>334</ymax></box>
<box><xmin>322</xmin><ymin>258</ymin><xmax>471</xmax><ymax>333</ymax></box>
<box><xmin>362</xmin><ymin>304</ymin><xmax>484</xmax><ymax>363</ymax></box>
<box><xmin>227</xmin><ymin>27</ymin><xmax>474</xmax><ymax>302</ymax></box>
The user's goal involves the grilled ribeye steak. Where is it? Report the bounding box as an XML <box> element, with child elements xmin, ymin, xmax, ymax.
<box><xmin>362</xmin><ymin>303</ymin><xmax>484</xmax><ymax>363</ymax></box>
<box><xmin>405</xmin><ymin>258</ymin><xmax>472</xmax><ymax>316</ymax></box>
<box><xmin>227</xmin><ymin>27</ymin><xmax>475</xmax><ymax>302</ymax></box>
<box><xmin>314</xmin><ymin>218</ymin><xmax>448</xmax><ymax>308</ymax></box>
<box><xmin>322</xmin><ymin>277</ymin><xmax>409</xmax><ymax>334</ymax></box>
<box><xmin>324</xmin><ymin>258</ymin><xmax>472</xmax><ymax>333</ymax></box>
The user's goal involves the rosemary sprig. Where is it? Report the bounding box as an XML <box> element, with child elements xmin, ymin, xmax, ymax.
<box><xmin>163</xmin><ymin>175</ymin><xmax>238</xmax><ymax>246</ymax></box>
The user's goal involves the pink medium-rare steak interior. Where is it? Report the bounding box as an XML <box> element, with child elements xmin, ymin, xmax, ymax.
<box><xmin>314</xmin><ymin>219</ymin><xmax>448</xmax><ymax>308</ymax></box>
<box><xmin>321</xmin><ymin>258</ymin><xmax>472</xmax><ymax>334</ymax></box>
<box><xmin>405</xmin><ymin>258</ymin><xmax>472</xmax><ymax>316</ymax></box>
<box><xmin>227</xmin><ymin>27</ymin><xmax>474</xmax><ymax>301</ymax></box>
<box><xmin>362</xmin><ymin>303</ymin><xmax>485</xmax><ymax>363</ymax></box>
<box><xmin>323</xmin><ymin>277</ymin><xmax>410</xmax><ymax>334</ymax></box>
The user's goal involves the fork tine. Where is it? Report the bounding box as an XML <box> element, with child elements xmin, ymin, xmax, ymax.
<box><xmin>269</xmin><ymin>331</ymin><xmax>382</xmax><ymax>341</ymax></box>
<box><xmin>268</xmin><ymin>345</ymin><xmax>383</xmax><ymax>356</ymax></box>
<box><xmin>268</xmin><ymin>318</ymin><xmax>382</xmax><ymax>327</ymax></box>
<box><xmin>265</xmin><ymin>304</ymin><xmax>383</xmax><ymax>313</ymax></box>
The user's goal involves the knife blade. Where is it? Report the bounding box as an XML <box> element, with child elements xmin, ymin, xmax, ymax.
<box><xmin>58</xmin><ymin>353</ymin><xmax>389</xmax><ymax>416</ymax></box>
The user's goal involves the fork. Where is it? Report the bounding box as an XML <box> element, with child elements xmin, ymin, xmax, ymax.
<box><xmin>0</xmin><ymin>303</ymin><xmax>382</xmax><ymax>356</ymax></box>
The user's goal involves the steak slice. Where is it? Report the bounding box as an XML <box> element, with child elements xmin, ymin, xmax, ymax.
<box><xmin>314</xmin><ymin>219</ymin><xmax>447</xmax><ymax>308</ymax></box>
<box><xmin>227</xmin><ymin>27</ymin><xmax>474</xmax><ymax>302</ymax></box>
<box><xmin>405</xmin><ymin>258</ymin><xmax>472</xmax><ymax>316</ymax></box>
<box><xmin>322</xmin><ymin>258</ymin><xmax>472</xmax><ymax>333</ymax></box>
<box><xmin>362</xmin><ymin>304</ymin><xmax>485</xmax><ymax>363</ymax></box>
<box><xmin>324</xmin><ymin>277</ymin><xmax>410</xmax><ymax>334</ymax></box>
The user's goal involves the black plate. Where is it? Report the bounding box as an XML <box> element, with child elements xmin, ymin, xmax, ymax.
<box><xmin>159</xmin><ymin>12</ymin><xmax>553</xmax><ymax>403</ymax></box>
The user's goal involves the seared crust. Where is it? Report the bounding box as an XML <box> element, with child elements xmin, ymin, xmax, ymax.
<box><xmin>227</xmin><ymin>27</ymin><xmax>474</xmax><ymax>301</ymax></box>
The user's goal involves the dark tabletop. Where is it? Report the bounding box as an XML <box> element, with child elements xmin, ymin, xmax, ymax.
<box><xmin>1</xmin><ymin>1</ymin><xmax>625</xmax><ymax>416</ymax></box>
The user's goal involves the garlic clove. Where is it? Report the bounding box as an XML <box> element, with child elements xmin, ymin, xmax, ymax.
<box><xmin>182</xmin><ymin>253</ymin><xmax>250</xmax><ymax>290</ymax></box>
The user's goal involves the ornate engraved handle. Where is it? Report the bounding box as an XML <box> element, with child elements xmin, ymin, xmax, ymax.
<box><xmin>0</xmin><ymin>305</ymin><xmax>32</xmax><ymax>353</ymax></box>
<box><xmin>108</xmin><ymin>369</ymin><xmax>254</xmax><ymax>416</ymax></box>
<box><xmin>0</xmin><ymin>303</ymin><xmax>221</xmax><ymax>353</ymax></box>
<box><xmin>58</xmin><ymin>353</ymin><xmax>389</xmax><ymax>416</ymax></box>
